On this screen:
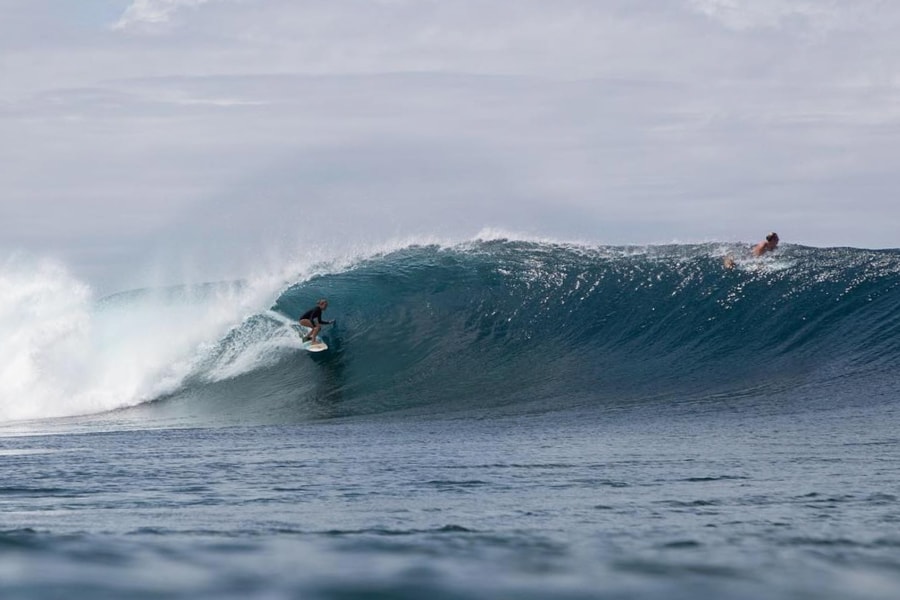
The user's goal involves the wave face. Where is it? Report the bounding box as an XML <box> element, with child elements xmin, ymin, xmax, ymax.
<box><xmin>140</xmin><ymin>240</ymin><xmax>900</xmax><ymax>424</ymax></box>
<box><xmin>4</xmin><ymin>241</ymin><xmax>900</xmax><ymax>424</ymax></box>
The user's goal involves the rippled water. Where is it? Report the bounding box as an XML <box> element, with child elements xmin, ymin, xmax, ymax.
<box><xmin>2</xmin><ymin>396</ymin><xmax>898</xmax><ymax>599</ymax></box>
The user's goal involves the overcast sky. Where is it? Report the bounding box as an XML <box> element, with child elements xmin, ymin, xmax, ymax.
<box><xmin>2</xmin><ymin>0</ymin><xmax>899</xmax><ymax>290</ymax></box>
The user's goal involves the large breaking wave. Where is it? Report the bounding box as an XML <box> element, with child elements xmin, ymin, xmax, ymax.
<box><xmin>3</xmin><ymin>239</ymin><xmax>900</xmax><ymax>424</ymax></box>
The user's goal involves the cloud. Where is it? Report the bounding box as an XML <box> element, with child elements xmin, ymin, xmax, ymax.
<box><xmin>113</xmin><ymin>0</ymin><xmax>218</xmax><ymax>31</ymax></box>
<box><xmin>3</xmin><ymin>1</ymin><xmax>900</xmax><ymax>289</ymax></box>
<box><xmin>688</xmin><ymin>0</ymin><xmax>891</xmax><ymax>33</ymax></box>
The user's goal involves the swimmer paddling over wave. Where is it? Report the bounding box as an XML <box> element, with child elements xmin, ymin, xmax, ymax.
<box><xmin>724</xmin><ymin>232</ymin><xmax>779</xmax><ymax>269</ymax></box>
<box><xmin>751</xmin><ymin>232</ymin><xmax>780</xmax><ymax>257</ymax></box>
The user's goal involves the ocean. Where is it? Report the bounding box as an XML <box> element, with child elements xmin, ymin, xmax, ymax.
<box><xmin>1</xmin><ymin>239</ymin><xmax>898</xmax><ymax>599</ymax></box>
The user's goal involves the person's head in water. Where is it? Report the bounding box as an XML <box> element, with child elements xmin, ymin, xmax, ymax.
<box><xmin>766</xmin><ymin>232</ymin><xmax>779</xmax><ymax>248</ymax></box>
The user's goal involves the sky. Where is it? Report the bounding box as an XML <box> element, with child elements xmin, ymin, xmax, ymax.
<box><xmin>2</xmin><ymin>0</ymin><xmax>899</xmax><ymax>291</ymax></box>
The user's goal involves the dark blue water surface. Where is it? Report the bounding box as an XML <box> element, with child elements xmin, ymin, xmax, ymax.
<box><xmin>2</xmin><ymin>402</ymin><xmax>899</xmax><ymax>600</ymax></box>
<box><xmin>2</xmin><ymin>241</ymin><xmax>899</xmax><ymax>598</ymax></box>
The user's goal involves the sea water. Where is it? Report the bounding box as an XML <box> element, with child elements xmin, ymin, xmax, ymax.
<box><xmin>1</xmin><ymin>240</ymin><xmax>899</xmax><ymax>599</ymax></box>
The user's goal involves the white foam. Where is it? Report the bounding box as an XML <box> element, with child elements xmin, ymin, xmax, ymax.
<box><xmin>0</xmin><ymin>254</ymin><xmax>301</xmax><ymax>423</ymax></box>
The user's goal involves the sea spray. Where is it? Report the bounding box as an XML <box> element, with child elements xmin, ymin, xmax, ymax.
<box><xmin>0</xmin><ymin>256</ymin><xmax>296</xmax><ymax>421</ymax></box>
<box><xmin>0</xmin><ymin>257</ymin><xmax>93</xmax><ymax>420</ymax></box>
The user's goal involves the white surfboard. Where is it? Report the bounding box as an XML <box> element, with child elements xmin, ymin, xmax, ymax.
<box><xmin>296</xmin><ymin>325</ymin><xmax>328</xmax><ymax>352</ymax></box>
<box><xmin>301</xmin><ymin>339</ymin><xmax>328</xmax><ymax>352</ymax></box>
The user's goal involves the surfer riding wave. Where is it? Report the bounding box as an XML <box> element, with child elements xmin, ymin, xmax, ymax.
<box><xmin>299</xmin><ymin>299</ymin><xmax>333</xmax><ymax>344</ymax></box>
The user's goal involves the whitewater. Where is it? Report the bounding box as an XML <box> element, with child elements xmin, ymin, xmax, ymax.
<box><xmin>1</xmin><ymin>237</ymin><xmax>899</xmax><ymax>599</ymax></box>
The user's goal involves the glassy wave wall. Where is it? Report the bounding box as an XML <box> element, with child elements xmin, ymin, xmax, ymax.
<box><xmin>141</xmin><ymin>240</ymin><xmax>900</xmax><ymax>424</ymax></box>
